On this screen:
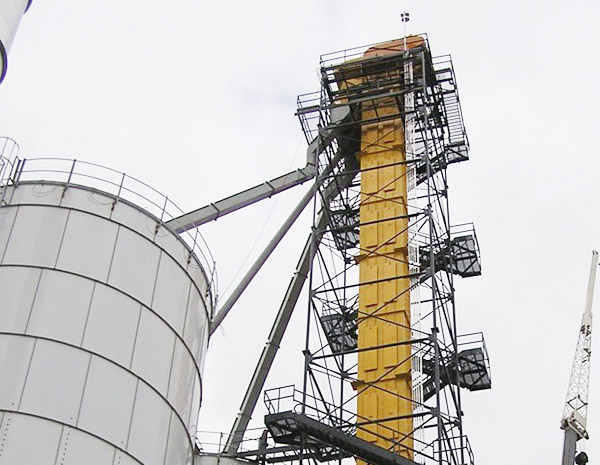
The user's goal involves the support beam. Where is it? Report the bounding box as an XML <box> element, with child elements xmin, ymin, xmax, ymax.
<box><xmin>265</xmin><ymin>412</ymin><xmax>418</xmax><ymax>465</ymax></box>
<box><xmin>562</xmin><ymin>428</ymin><xmax>578</xmax><ymax>465</ymax></box>
<box><xmin>209</xmin><ymin>184</ymin><xmax>315</xmax><ymax>336</ymax></box>
<box><xmin>223</xmin><ymin>160</ymin><xmax>358</xmax><ymax>455</ymax></box>
<box><xmin>223</xmin><ymin>208</ymin><xmax>329</xmax><ymax>455</ymax></box>
<box><xmin>209</xmin><ymin>148</ymin><xmax>349</xmax><ymax>336</ymax></box>
<box><xmin>166</xmin><ymin>168</ymin><xmax>316</xmax><ymax>233</ymax></box>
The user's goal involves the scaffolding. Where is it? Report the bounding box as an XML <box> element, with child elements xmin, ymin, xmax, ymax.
<box><xmin>224</xmin><ymin>34</ymin><xmax>490</xmax><ymax>465</ymax></box>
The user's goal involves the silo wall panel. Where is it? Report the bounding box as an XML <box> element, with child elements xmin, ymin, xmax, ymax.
<box><xmin>2</xmin><ymin>205</ymin><xmax>69</xmax><ymax>267</ymax></box>
<box><xmin>0</xmin><ymin>334</ymin><xmax>34</xmax><ymax>408</ymax></box>
<box><xmin>0</xmin><ymin>266</ymin><xmax>40</xmax><ymax>332</ymax></box>
<box><xmin>27</xmin><ymin>271</ymin><xmax>95</xmax><ymax>345</ymax></box>
<box><xmin>0</xmin><ymin>412</ymin><xmax>142</xmax><ymax>465</ymax></box>
<box><xmin>82</xmin><ymin>283</ymin><xmax>141</xmax><ymax>368</ymax></box>
<box><xmin>0</xmin><ymin>412</ymin><xmax>63</xmax><ymax>465</ymax></box>
<box><xmin>57</xmin><ymin>209</ymin><xmax>119</xmax><ymax>281</ymax></box>
<box><xmin>78</xmin><ymin>356</ymin><xmax>138</xmax><ymax>447</ymax></box>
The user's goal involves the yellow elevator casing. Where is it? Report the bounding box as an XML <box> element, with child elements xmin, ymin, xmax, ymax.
<box><xmin>352</xmin><ymin>37</ymin><xmax>424</xmax><ymax>460</ymax></box>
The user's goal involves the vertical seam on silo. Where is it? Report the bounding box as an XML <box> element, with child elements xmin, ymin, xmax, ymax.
<box><xmin>181</xmin><ymin>282</ymin><xmax>195</xmax><ymax>431</ymax></box>
<box><xmin>103</xmin><ymin>221</ymin><xmax>119</xmax><ymax>283</ymax></box>
<box><xmin>106</xmin><ymin>225</ymin><xmax>121</xmax><ymax>285</ymax></box>
<box><xmin>11</xmin><ymin>337</ymin><xmax>31</xmax><ymax>410</ymax></box>
<box><xmin>23</xmin><ymin>268</ymin><xmax>44</xmax><ymax>334</ymax></box>
<box><xmin>150</xmin><ymin>251</ymin><xmax>163</xmax><ymax>305</ymax></box>
<box><xmin>0</xmin><ymin>206</ymin><xmax>16</xmax><ymax>261</ymax></box>
<box><xmin>199</xmin><ymin>370</ymin><xmax>205</xmax><ymax>423</ymax></box>
<box><xmin>0</xmin><ymin>206</ymin><xmax>19</xmax><ymax>264</ymax></box>
<box><xmin>125</xmin><ymin>379</ymin><xmax>141</xmax><ymax>449</ymax></box>
<box><xmin>16</xmin><ymin>337</ymin><xmax>37</xmax><ymax>409</ymax></box>
<box><xmin>162</xmin><ymin>410</ymin><xmax>174</xmax><ymax>465</ymax></box>
<box><xmin>165</xmin><ymin>330</ymin><xmax>178</xmax><ymax>404</ymax></box>
<box><xmin>187</xmin><ymin>372</ymin><xmax>198</xmax><ymax>434</ymax></box>
<box><xmin>79</xmin><ymin>282</ymin><xmax>97</xmax><ymax>346</ymax></box>
<box><xmin>75</xmin><ymin>353</ymin><xmax>93</xmax><ymax>425</ymax></box>
<box><xmin>52</xmin><ymin>424</ymin><xmax>65</xmax><ymax>465</ymax></box>
<box><xmin>110</xmin><ymin>447</ymin><xmax>117</xmax><ymax>465</ymax></box>
<box><xmin>0</xmin><ymin>411</ymin><xmax>5</xmax><ymax>457</ymax></box>
<box><xmin>6</xmin><ymin>183</ymin><xmax>19</xmax><ymax>205</ymax></box>
<box><xmin>129</xmin><ymin>305</ymin><xmax>143</xmax><ymax>370</ymax></box>
<box><xmin>181</xmin><ymin>282</ymin><xmax>193</xmax><ymax>352</ymax></box>
<box><xmin>53</xmin><ymin>209</ymin><xmax>71</xmax><ymax>269</ymax></box>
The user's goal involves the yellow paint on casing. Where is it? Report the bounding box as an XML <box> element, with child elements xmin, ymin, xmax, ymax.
<box><xmin>350</xmin><ymin>37</ymin><xmax>424</xmax><ymax>461</ymax></box>
<box><xmin>356</xmin><ymin>110</ymin><xmax>412</xmax><ymax>458</ymax></box>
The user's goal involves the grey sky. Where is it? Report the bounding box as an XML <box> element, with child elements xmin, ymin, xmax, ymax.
<box><xmin>1</xmin><ymin>1</ymin><xmax>599</xmax><ymax>464</ymax></box>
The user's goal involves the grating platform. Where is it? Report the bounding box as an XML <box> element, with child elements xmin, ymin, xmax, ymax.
<box><xmin>420</xmin><ymin>224</ymin><xmax>482</xmax><ymax>279</ymax></box>
<box><xmin>265</xmin><ymin>412</ymin><xmax>418</xmax><ymax>465</ymax></box>
<box><xmin>421</xmin><ymin>346</ymin><xmax>491</xmax><ymax>401</ymax></box>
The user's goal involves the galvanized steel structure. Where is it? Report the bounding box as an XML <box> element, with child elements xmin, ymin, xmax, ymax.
<box><xmin>228</xmin><ymin>35</ymin><xmax>490</xmax><ymax>465</ymax></box>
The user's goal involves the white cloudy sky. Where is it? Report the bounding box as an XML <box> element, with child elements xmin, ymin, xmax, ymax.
<box><xmin>2</xmin><ymin>1</ymin><xmax>600</xmax><ymax>464</ymax></box>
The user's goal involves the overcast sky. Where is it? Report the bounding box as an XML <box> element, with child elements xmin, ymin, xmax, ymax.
<box><xmin>1</xmin><ymin>1</ymin><xmax>600</xmax><ymax>464</ymax></box>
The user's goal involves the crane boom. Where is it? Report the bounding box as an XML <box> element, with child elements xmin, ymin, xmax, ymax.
<box><xmin>561</xmin><ymin>250</ymin><xmax>598</xmax><ymax>465</ymax></box>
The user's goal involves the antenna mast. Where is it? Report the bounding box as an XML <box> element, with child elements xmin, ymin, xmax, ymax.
<box><xmin>561</xmin><ymin>250</ymin><xmax>598</xmax><ymax>465</ymax></box>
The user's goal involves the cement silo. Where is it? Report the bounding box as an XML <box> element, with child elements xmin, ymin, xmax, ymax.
<box><xmin>0</xmin><ymin>0</ymin><xmax>32</xmax><ymax>83</ymax></box>
<box><xmin>0</xmin><ymin>142</ymin><xmax>214</xmax><ymax>465</ymax></box>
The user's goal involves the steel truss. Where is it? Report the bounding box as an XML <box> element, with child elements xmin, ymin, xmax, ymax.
<box><xmin>242</xmin><ymin>35</ymin><xmax>490</xmax><ymax>465</ymax></box>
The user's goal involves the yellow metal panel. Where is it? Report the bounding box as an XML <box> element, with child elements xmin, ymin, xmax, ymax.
<box><xmin>350</xmin><ymin>37</ymin><xmax>423</xmax><ymax>461</ymax></box>
<box><xmin>382</xmin><ymin>324</ymin><xmax>398</xmax><ymax>368</ymax></box>
<box><xmin>362</xmin><ymin>393</ymin><xmax>378</xmax><ymax>442</ymax></box>
<box><xmin>363</xmin><ymin>322</ymin><xmax>378</xmax><ymax>371</ymax></box>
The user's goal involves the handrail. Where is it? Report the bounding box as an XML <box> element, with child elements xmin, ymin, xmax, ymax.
<box><xmin>0</xmin><ymin>154</ymin><xmax>218</xmax><ymax>309</ymax></box>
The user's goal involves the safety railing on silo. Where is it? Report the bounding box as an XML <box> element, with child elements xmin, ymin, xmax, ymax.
<box><xmin>0</xmin><ymin>149</ymin><xmax>219</xmax><ymax>309</ymax></box>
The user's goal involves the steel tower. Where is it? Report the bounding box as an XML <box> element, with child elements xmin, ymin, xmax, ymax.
<box><xmin>239</xmin><ymin>35</ymin><xmax>492</xmax><ymax>465</ymax></box>
<box><xmin>561</xmin><ymin>251</ymin><xmax>597</xmax><ymax>465</ymax></box>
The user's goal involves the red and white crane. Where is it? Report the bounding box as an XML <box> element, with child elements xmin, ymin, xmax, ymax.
<box><xmin>561</xmin><ymin>250</ymin><xmax>598</xmax><ymax>465</ymax></box>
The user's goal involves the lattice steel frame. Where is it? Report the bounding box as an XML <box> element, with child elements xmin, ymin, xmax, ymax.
<box><xmin>284</xmin><ymin>35</ymin><xmax>480</xmax><ymax>465</ymax></box>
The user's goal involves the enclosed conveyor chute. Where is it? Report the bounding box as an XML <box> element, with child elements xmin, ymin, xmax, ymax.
<box><xmin>164</xmin><ymin>104</ymin><xmax>353</xmax><ymax>337</ymax></box>
<box><xmin>166</xmin><ymin>105</ymin><xmax>352</xmax><ymax>233</ymax></box>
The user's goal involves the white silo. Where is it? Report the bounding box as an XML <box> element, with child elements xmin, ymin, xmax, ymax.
<box><xmin>0</xmin><ymin>0</ymin><xmax>33</xmax><ymax>82</ymax></box>
<box><xmin>0</xmin><ymin>141</ymin><xmax>214</xmax><ymax>465</ymax></box>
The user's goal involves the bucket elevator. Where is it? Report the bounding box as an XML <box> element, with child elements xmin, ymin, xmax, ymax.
<box><xmin>217</xmin><ymin>35</ymin><xmax>490</xmax><ymax>465</ymax></box>
<box><xmin>0</xmin><ymin>11</ymin><xmax>490</xmax><ymax>464</ymax></box>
